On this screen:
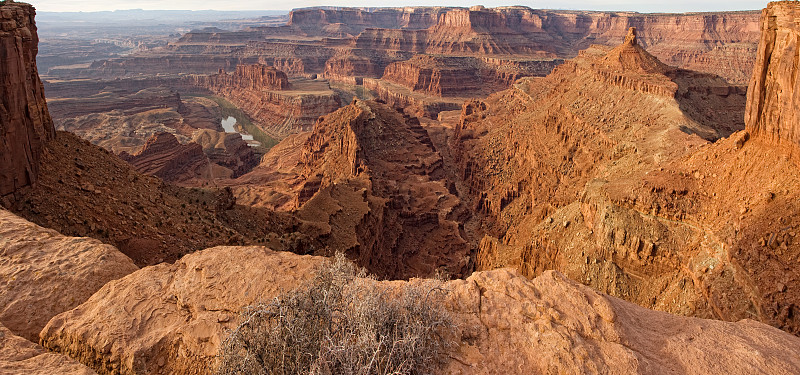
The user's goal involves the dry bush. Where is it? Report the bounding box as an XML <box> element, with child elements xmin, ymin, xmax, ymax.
<box><xmin>217</xmin><ymin>253</ymin><xmax>454</xmax><ymax>375</ymax></box>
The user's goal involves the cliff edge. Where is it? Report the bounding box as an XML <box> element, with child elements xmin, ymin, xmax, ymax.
<box><xmin>0</xmin><ymin>2</ymin><xmax>53</xmax><ymax>205</ymax></box>
<box><xmin>745</xmin><ymin>1</ymin><xmax>800</xmax><ymax>147</ymax></box>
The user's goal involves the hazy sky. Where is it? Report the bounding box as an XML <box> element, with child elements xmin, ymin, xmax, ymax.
<box><xmin>33</xmin><ymin>0</ymin><xmax>768</xmax><ymax>13</ymax></box>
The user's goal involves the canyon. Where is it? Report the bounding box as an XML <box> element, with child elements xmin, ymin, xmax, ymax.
<box><xmin>2</xmin><ymin>1</ymin><xmax>800</xmax><ymax>374</ymax></box>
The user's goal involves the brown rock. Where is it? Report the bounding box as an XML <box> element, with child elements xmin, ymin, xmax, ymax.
<box><xmin>191</xmin><ymin>72</ymin><xmax>341</xmax><ymax>138</ymax></box>
<box><xmin>0</xmin><ymin>2</ymin><xmax>54</xmax><ymax>204</ymax></box>
<box><xmin>0</xmin><ymin>208</ymin><xmax>138</xmax><ymax>342</ymax></box>
<box><xmin>445</xmin><ymin>270</ymin><xmax>800</xmax><ymax>374</ymax></box>
<box><xmin>119</xmin><ymin>132</ymin><xmax>211</xmax><ymax>184</ymax></box>
<box><xmin>0</xmin><ymin>322</ymin><xmax>95</xmax><ymax>375</ymax></box>
<box><xmin>745</xmin><ymin>1</ymin><xmax>800</xmax><ymax>147</ymax></box>
<box><xmin>38</xmin><ymin>248</ymin><xmax>800</xmax><ymax>374</ymax></box>
<box><xmin>195</xmin><ymin>64</ymin><xmax>290</xmax><ymax>91</ymax></box>
<box><xmin>40</xmin><ymin>246</ymin><xmax>323</xmax><ymax>375</ymax></box>
<box><xmin>295</xmin><ymin>100</ymin><xmax>472</xmax><ymax>278</ymax></box>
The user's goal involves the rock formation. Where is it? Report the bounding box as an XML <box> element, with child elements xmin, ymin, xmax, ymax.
<box><xmin>0</xmin><ymin>2</ymin><xmax>54</xmax><ymax>205</ymax></box>
<box><xmin>119</xmin><ymin>132</ymin><xmax>212</xmax><ymax>184</ymax></box>
<box><xmin>745</xmin><ymin>1</ymin><xmax>800</xmax><ymax>147</ymax></box>
<box><xmin>1</xmin><ymin>322</ymin><xmax>96</xmax><ymax>375</ymax></box>
<box><xmin>39</xmin><ymin>246</ymin><xmax>800</xmax><ymax>375</ymax></box>
<box><xmin>191</xmin><ymin>72</ymin><xmax>342</xmax><ymax>138</ymax></box>
<box><xmin>194</xmin><ymin>64</ymin><xmax>290</xmax><ymax>91</ymax></box>
<box><xmin>381</xmin><ymin>54</ymin><xmax>562</xmax><ymax>97</ymax></box>
<box><xmin>293</xmin><ymin>100</ymin><xmax>472</xmax><ymax>278</ymax></box>
<box><xmin>190</xmin><ymin>130</ymin><xmax>261</xmax><ymax>179</ymax></box>
<box><xmin>451</xmin><ymin>27</ymin><xmax>761</xmax><ymax>329</ymax></box>
<box><xmin>0</xmin><ymin>208</ymin><xmax>138</xmax><ymax>342</ymax></box>
<box><xmin>8</xmin><ymin>131</ymin><xmax>271</xmax><ymax>266</ymax></box>
<box><xmin>40</xmin><ymin>246</ymin><xmax>323</xmax><ymax>375</ymax></box>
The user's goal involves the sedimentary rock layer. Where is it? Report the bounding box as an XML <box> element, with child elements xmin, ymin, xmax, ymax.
<box><xmin>745</xmin><ymin>1</ymin><xmax>800</xmax><ymax>147</ymax></box>
<box><xmin>194</xmin><ymin>64</ymin><xmax>290</xmax><ymax>91</ymax></box>
<box><xmin>452</xmin><ymin>28</ymin><xmax>761</xmax><ymax>330</ymax></box>
<box><xmin>381</xmin><ymin>54</ymin><xmax>562</xmax><ymax>97</ymax></box>
<box><xmin>119</xmin><ymin>132</ymin><xmax>211</xmax><ymax>184</ymax></box>
<box><xmin>191</xmin><ymin>75</ymin><xmax>341</xmax><ymax>138</ymax></box>
<box><xmin>0</xmin><ymin>2</ymin><xmax>54</xmax><ymax>204</ymax></box>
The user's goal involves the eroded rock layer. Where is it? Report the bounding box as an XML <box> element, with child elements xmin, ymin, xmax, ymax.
<box><xmin>293</xmin><ymin>100</ymin><xmax>472</xmax><ymax>278</ymax></box>
<box><xmin>194</xmin><ymin>64</ymin><xmax>290</xmax><ymax>91</ymax></box>
<box><xmin>0</xmin><ymin>2</ymin><xmax>54</xmax><ymax>204</ymax></box>
<box><xmin>449</xmin><ymin>27</ymin><xmax>797</xmax><ymax>332</ymax></box>
<box><xmin>119</xmin><ymin>132</ymin><xmax>211</xmax><ymax>184</ymax></box>
<box><xmin>39</xmin><ymin>247</ymin><xmax>800</xmax><ymax>375</ymax></box>
<box><xmin>745</xmin><ymin>1</ymin><xmax>800</xmax><ymax>147</ymax></box>
<box><xmin>191</xmin><ymin>74</ymin><xmax>341</xmax><ymax>138</ymax></box>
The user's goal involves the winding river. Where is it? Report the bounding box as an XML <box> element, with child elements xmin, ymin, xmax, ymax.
<box><xmin>221</xmin><ymin>116</ymin><xmax>261</xmax><ymax>147</ymax></box>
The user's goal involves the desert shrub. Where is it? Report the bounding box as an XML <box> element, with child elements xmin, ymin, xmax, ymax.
<box><xmin>217</xmin><ymin>253</ymin><xmax>453</xmax><ymax>375</ymax></box>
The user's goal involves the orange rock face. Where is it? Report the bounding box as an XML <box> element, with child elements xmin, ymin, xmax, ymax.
<box><xmin>450</xmin><ymin>28</ymin><xmax>765</xmax><ymax>329</ymax></box>
<box><xmin>37</xmin><ymin>247</ymin><xmax>800</xmax><ymax>375</ymax></box>
<box><xmin>40</xmin><ymin>246</ymin><xmax>323</xmax><ymax>375</ymax></box>
<box><xmin>0</xmin><ymin>2</ymin><xmax>54</xmax><ymax>204</ymax></box>
<box><xmin>745</xmin><ymin>1</ymin><xmax>800</xmax><ymax>147</ymax></box>
<box><xmin>194</xmin><ymin>64</ymin><xmax>290</xmax><ymax>91</ymax></box>
<box><xmin>0</xmin><ymin>208</ymin><xmax>137</xmax><ymax>342</ymax></box>
<box><xmin>1</xmin><ymin>322</ymin><xmax>96</xmax><ymax>375</ymax></box>
<box><xmin>293</xmin><ymin>100</ymin><xmax>472</xmax><ymax>278</ymax></box>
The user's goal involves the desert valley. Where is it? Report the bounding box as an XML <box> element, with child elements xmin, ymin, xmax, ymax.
<box><xmin>2</xmin><ymin>0</ymin><xmax>800</xmax><ymax>374</ymax></box>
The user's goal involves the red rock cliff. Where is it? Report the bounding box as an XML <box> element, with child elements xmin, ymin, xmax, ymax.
<box><xmin>745</xmin><ymin>1</ymin><xmax>800</xmax><ymax>147</ymax></box>
<box><xmin>0</xmin><ymin>2</ymin><xmax>53</xmax><ymax>204</ymax></box>
<box><xmin>198</xmin><ymin>64</ymin><xmax>290</xmax><ymax>91</ymax></box>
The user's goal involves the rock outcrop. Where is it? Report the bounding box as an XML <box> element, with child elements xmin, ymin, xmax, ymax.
<box><xmin>1</xmin><ymin>322</ymin><xmax>96</xmax><ymax>375</ymax></box>
<box><xmin>191</xmin><ymin>74</ymin><xmax>341</xmax><ymax>138</ymax></box>
<box><xmin>293</xmin><ymin>100</ymin><xmax>472</xmax><ymax>278</ymax></box>
<box><xmin>190</xmin><ymin>130</ymin><xmax>261</xmax><ymax>179</ymax></box>
<box><xmin>745</xmin><ymin>1</ymin><xmax>800</xmax><ymax>147</ymax></box>
<box><xmin>0</xmin><ymin>2</ymin><xmax>54</xmax><ymax>205</ymax></box>
<box><xmin>381</xmin><ymin>54</ymin><xmax>562</xmax><ymax>97</ymax></box>
<box><xmin>9</xmin><ymin>131</ymin><xmax>270</xmax><ymax>266</ymax></box>
<box><xmin>445</xmin><ymin>269</ymin><xmax>800</xmax><ymax>374</ymax></box>
<box><xmin>0</xmin><ymin>208</ymin><xmax>137</xmax><ymax>342</ymax></box>
<box><xmin>119</xmin><ymin>132</ymin><xmax>211</xmax><ymax>184</ymax></box>
<box><xmin>39</xmin><ymin>247</ymin><xmax>800</xmax><ymax>375</ymax></box>
<box><xmin>41</xmin><ymin>246</ymin><xmax>323</xmax><ymax>375</ymax></box>
<box><xmin>194</xmin><ymin>64</ymin><xmax>290</xmax><ymax>91</ymax></box>
<box><xmin>451</xmin><ymin>26</ymin><xmax>760</xmax><ymax>330</ymax></box>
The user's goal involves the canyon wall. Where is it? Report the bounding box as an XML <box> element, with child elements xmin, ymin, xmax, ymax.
<box><xmin>191</xmin><ymin>72</ymin><xmax>341</xmax><ymax>138</ymax></box>
<box><xmin>194</xmin><ymin>64</ymin><xmax>290</xmax><ymax>91</ymax></box>
<box><xmin>0</xmin><ymin>2</ymin><xmax>54</xmax><ymax>204</ymax></box>
<box><xmin>745</xmin><ymin>1</ymin><xmax>800</xmax><ymax>147</ymax></box>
